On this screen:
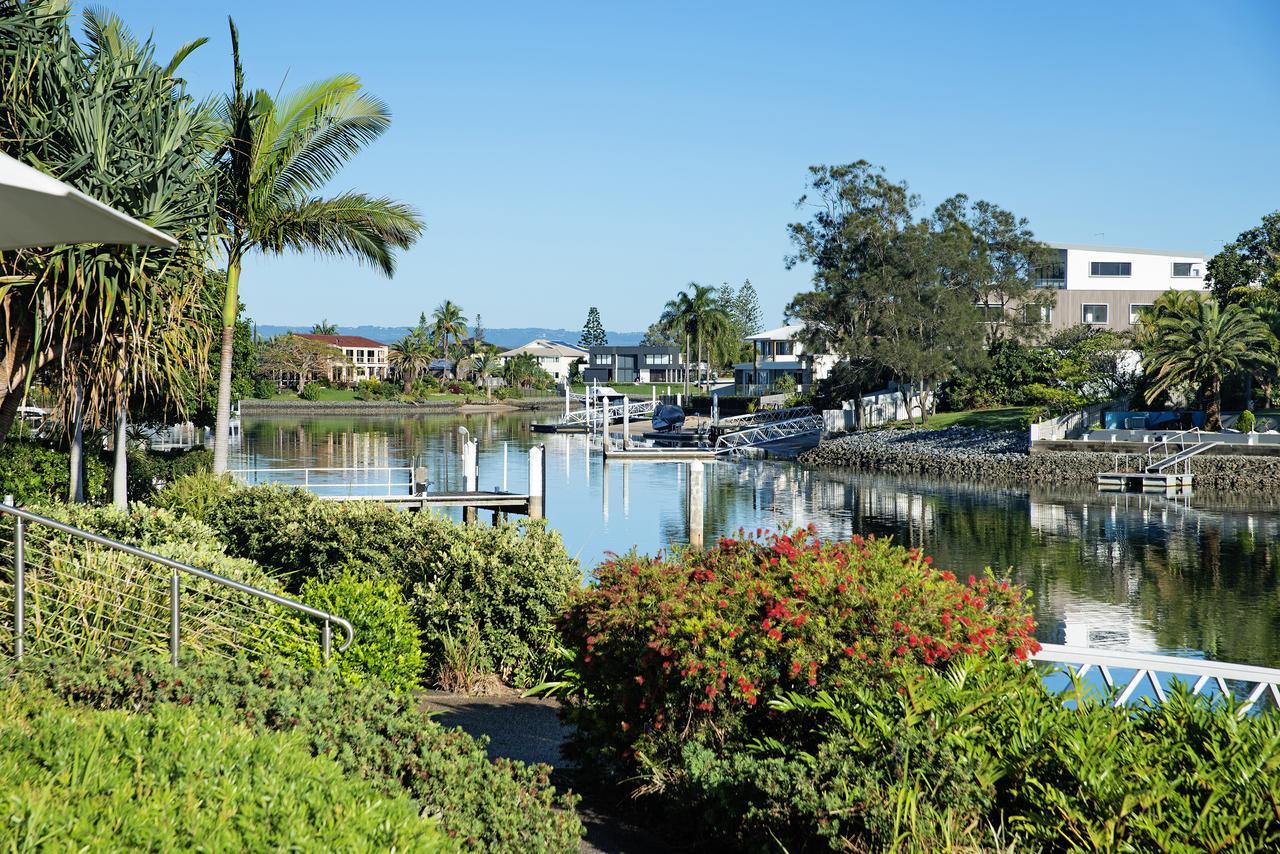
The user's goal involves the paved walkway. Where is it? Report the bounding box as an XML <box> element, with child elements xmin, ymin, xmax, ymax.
<box><xmin>422</xmin><ymin>691</ymin><xmax>674</xmax><ymax>853</ymax></box>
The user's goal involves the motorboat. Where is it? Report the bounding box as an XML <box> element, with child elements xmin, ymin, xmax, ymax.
<box><xmin>651</xmin><ymin>404</ymin><xmax>685</xmax><ymax>432</ymax></box>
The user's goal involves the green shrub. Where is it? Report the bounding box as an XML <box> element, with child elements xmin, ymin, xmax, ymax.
<box><xmin>0</xmin><ymin>686</ymin><xmax>451</xmax><ymax>851</ymax></box>
<box><xmin>771</xmin><ymin>373</ymin><xmax>797</xmax><ymax>394</ymax></box>
<box><xmin>9</xmin><ymin>655</ymin><xmax>583</xmax><ymax>851</ymax></box>
<box><xmin>196</xmin><ymin>485</ymin><xmax>581</xmax><ymax>686</ymax></box>
<box><xmin>290</xmin><ymin>570</ymin><xmax>425</xmax><ymax>692</ymax></box>
<box><xmin>0</xmin><ymin>440</ymin><xmax>108</xmax><ymax>504</ymax></box>
<box><xmin>300</xmin><ymin>382</ymin><xmax>322</xmax><ymax>401</ymax></box>
<box><xmin>148</xmin><ymin>471</ymin><xmax>238</xmax><ymax>520</ymax></box>
<box><xmin>123</xmin><ymin>446</ymin><xmax>213</xmax><ymax>499</ymax></box>
<box><xmin>1017</xmin><ymin>382</ymin><xmax>1085</xmax><ymax>416</ymax></box>
<box><xmin>252</xmin><ymin>377</ymin><xmax>277</xmax><ymax>399</ymax></box>
<box><xmin>1237</xmin><ymin>409</ymin><xmax>1256</xmax><ymax>432</ymax></box>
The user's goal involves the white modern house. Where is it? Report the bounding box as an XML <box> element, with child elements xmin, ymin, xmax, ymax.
<box><xmin>733</xmin><ymin>325</ymin><xmax>838</xmax><ymax>395</ymax></box>
<box><xmin>296</xmin><ymin>333</ymin><xmax>389</xmax><ymax>382</ymax></box>
<box><xmin>1024</xmin><ymin>243</ymin><xmax>1209</xmax><ymax>332</ymax></box>
<box><xmin>499</xmin><ymin>339</ymin><xmax>588</xmax><ymax>383</ymax></box>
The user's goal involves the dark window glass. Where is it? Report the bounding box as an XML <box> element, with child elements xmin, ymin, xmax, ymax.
<box><xmin>1090</xmin><ymin>261</ymin><xmax>1131</xmax><ymax>276</ymax></box>
<box><xmin>1172</xmin><ymin>262</ymin><xmax>1197</xmax><ymax>277</ymax></box>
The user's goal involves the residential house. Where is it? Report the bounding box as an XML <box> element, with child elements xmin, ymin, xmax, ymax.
<box><xmin>583</xmin><ymin>345</ymin><xmax>687</xmax><ymax>385</ymax></box>
<box><xmin>1014</xmin><ymin>243</ymin><xmax>1209</xmax><ymax>332</ymax></box>
<box><xmin>295</xmin><ymin>334</ymin><xmax>389</xmax><ymax>383</ymax></box>
<box><xmin>498</xmin><ymin>339</ymin><xmax>588</xmax><ymax>383</ymax></box>
<box><xmin>733</xmin><ymin>325</ymin><xmax>837</xmax><ymax>395</ymax></box>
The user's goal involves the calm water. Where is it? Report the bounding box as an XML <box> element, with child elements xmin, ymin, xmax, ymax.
<box><xmin>234</xmin><ymin>411</ymin><xmax>1280</xmax><ymax>668</ymax></box>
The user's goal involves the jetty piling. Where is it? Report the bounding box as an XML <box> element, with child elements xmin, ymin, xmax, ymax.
<box><xmin>688</xmin><ymin>459</ymin><xmax>705</xmax><ymax>550</ymax></box>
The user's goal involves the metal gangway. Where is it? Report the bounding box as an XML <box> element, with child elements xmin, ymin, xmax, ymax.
<box><xmin>1033</xmin><ymin>643</ymin><xmax>1280</xmax><ymax>715</ymax></box>
<box><xmin>717</xmin><ymin>405</ymin><xmax>816</xmax><ymax>431</ymax></box>
<box><xmin>1142</xmin><ymin>429</ymin><xmax>1221</xmax><ymax>473</ymax></box>
<box><xmin>714</xmin><ymin>412</ymin><xmax>824</xmax><ymax>456</ymax></box>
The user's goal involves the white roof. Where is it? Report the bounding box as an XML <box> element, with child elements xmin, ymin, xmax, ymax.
<box><xmin>746</xmin><ymin>324</ymin><xmax>803</xmax><ymax>342</ymax></box>
<box><xmin>499</xmin><ymin>338</ymin><xmax>587</xmax><ymax>358</ymax></box>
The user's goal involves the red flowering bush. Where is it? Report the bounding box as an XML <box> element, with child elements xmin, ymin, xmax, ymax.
<box><xmin>554</xmin><ymin>527</ymin><xmax>1038</xmax><ymax>779</ymax></box>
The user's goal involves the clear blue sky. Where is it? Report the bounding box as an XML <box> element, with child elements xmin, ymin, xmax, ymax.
<box><xmin>94</xmin><ymin>1</ymin><xmax>1280</xmax><ymax>331</ymax></box>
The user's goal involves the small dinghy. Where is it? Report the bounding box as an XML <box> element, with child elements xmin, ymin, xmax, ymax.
<box><xmin>651</xmin><ymin>404</ymin><xmax>685</xmax><ymax>432</ymax></box>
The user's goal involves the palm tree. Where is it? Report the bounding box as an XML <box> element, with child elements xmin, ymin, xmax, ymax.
<box><xmin>470</xmin><ymin>352</ymin><xmax>498</xmax><ymax>400</ymax></box>
<box><xmin>431</xmin><ymin>300</ymin><xmax>467</xmax><ymax>369</ymax></box>
<box><xmin>1143</xmin><ymin>295</ymin><xmax>1276</xmax><ymax>429</ymax></box>
<box><xmin>389</xmin><ymin>332</ymin><xmax>434</xmax><ymax>393</ymax></box>
<box><xmin>662</xmin><ymin>283</ymin><xmax>732</xmax><ymax>392</ymax></box>
<box><xmin>210</xmin><ymin>19</ymin><xmax>424</xmax><ymax>473</ymax></box>
<box><xmin>311</xmin><ymin>320</ymin><xmax>338</xmax><ymax>335</ymax></box>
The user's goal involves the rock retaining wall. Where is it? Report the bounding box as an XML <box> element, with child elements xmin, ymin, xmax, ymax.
<box><xmin>800</xmin><ymin>427</ymin><xmax>1280</xmax><ymax>492</ymax></box>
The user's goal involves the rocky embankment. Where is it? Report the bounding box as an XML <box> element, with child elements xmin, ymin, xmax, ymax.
<box><xmin>799</xmin><ymin>427</ymin><xmax>1280</xmax><ymax>492</ymax></box>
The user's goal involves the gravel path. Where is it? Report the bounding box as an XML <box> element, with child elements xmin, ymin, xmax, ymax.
<box><xmin>422</xmin><ymin>691</ymin><xmax>677</xmax><ymax>853</ymax></box>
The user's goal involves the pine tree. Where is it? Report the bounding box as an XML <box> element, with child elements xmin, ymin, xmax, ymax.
<box><xmin>473</xmin><ymin>313</ymin><xmax>485</xmax><ymax>347</ymax></box>
<box><xmin>735</xmin><ymin>280</ymin><xmax>763</xmax><ymax>335</ymax></box>
<box><xmin>579</xmin><ymin>307</ymin><xmax>608</xmax><ymax>348</ymax></box>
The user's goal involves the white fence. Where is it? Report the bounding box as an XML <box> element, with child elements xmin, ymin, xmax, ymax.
<box><xmin>1029</xmin><ymin>401</ymin><xmax>1115</xmax><ymax>442</ymax></box>
<box><xmin>823</xmin><ymin>386</ymin><xmax>926</xmax><ymax>432</ymax></box>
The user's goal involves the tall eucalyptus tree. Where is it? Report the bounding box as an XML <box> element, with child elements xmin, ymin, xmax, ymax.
<box><xmin>210</xmin><ymin>20</ymin><xmax>423</xmax><ymax>473</ymax></box>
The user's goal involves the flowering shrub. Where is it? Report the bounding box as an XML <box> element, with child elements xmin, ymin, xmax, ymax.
<box><xmin>554</xmin><ymin>528</ymin><xmax>1038</xmax><ymax>778</ymax></box>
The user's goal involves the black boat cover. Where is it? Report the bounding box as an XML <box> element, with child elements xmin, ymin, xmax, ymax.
<box><xmin>652</xmin><ymin>404</ymin><xmax>685</xmax><ymax>432</ymax></box>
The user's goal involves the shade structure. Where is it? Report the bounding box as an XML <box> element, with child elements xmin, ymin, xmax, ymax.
<box><xmin>0</xmin><ymin>150</ymin><xmax>177</xmax><ymax>250</ymax></box>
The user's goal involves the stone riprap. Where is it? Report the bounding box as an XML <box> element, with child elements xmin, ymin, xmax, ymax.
<box><xmin>800</xmin><ymin>427</ymin><xmax>1280</xmax><ymax>492</ymax></box>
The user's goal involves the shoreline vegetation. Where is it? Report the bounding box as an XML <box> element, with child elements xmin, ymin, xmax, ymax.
<box><xmin>239</xmin><ymin>396</ymin><xmax>563</xmax><ymax>414</ymax></box>
<box><xmin>801</xmin><ymin>425</ymin><xmax>1280</xmax><ymax>492</ymax></box>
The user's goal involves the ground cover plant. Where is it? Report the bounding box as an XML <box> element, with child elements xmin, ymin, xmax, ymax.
<box><xmin>547</xmin><ymin>527</ymin><xmax>1280</xmax><ymax>851</ymax></box>
<box><xmin>10</xmin><ymin>655</ymin><xmax>584</xmax><ymax>852</ymax></box>
<box><xmin>159</xmin><ymin>478</ymin><xmax>581</xmax><ymax>686</ymax></box>
<box><xmin>0</xmin><ymin>685</ymin><xmax>451</xmax><ymax>851</ymax></box>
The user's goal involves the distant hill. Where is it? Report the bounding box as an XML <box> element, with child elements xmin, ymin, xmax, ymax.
<box><xmin>254</xmin><ymin>326</ymin><xmax>645</xmax><ymax>348</ymax></box>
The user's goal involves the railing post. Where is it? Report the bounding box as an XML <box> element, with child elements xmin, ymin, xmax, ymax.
<box><xmin>169</xmin><ymin>567</ymin><xmax>180</xmax><ymax>666</ymax></box>
<box><xmin>322</xmin><ymin>619</ymin><xmax>332</xmax><ymax>664</ymax></box>
<box><xmin>13</xmin><ymin>511</ymin><xmax>25</xmax><ymax>662</ymax></box>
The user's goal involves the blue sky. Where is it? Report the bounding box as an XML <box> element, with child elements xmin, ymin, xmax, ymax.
<box><xmin>95</xmin><ymin>1</ymin><xmax>1279</xmax><ymax>331</ymax></box>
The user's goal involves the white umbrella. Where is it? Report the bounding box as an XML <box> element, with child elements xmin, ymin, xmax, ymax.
<box><xmin>0</xmin><ymin>150</ymin><xmax>177</xmax><ymax>249</ymax></box>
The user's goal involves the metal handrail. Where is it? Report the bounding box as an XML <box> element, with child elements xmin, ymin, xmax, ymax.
<box><xmin>1145</xmin><ymin>428</ymin><xmax>1203</xmax><ymax>465</ymax></box>
<box><xmin>717</xmin><ymin>405</ymin><xmax>816</xmax><ymax>429</ymax></box>
<box><xmin>1033</xmin><ymin>643</ymin><xmax>1280</xmax><ymax>714</ymax></box>
<box><xmin>1</xmin><ymin>501</ymin><xmax>353</xmax><ymax>664</ymax></box>
<box><xmin>228</xmin><ymin>466</ymin><xmax>415</xmax><ymax>497</ymax></box>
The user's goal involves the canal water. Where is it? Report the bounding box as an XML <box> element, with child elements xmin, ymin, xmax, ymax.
<box><xmin>235</xmin><ymin>411</ymin><xmax>1280</xmax><ymax>669</ymax></box>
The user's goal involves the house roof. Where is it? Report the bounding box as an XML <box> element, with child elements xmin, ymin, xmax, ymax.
<box><xmin>745</xmin><ymin>324</ymin><xmax>804</xmax><ymax>342</ymax></box>
<box><xmin>500</xmin><ymin>338</ymin><xmax>588</xmax><ymax>358</ymax></box>
<box><xmin>1048</xmin><ymin>242</ymin><xmax>1206</xmax><ymax>260</ymax></box>
<box><xmin>296</xmin><ymin>333</ymin><xmax>387</xmax><ymax>349</ymax></box>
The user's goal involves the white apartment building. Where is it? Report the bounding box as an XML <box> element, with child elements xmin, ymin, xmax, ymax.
<box><xmin>499</xmin><ymin>339</ymin><xmax>588</xmax><ymax>382</ymax></box>
<box><xmin>296</xmin><ymin>333</ymin><xmax>389</xmax><ymax>382</ymax></box>
<box><xmin>1029</xmin><ymin>243</ymin><xmax>1208</xmax><ymax>332</ymax></box>
<box><xmin>733</xmin><ymin>325</ymin><xmax>838</xmax><ymax>394</ymax></box>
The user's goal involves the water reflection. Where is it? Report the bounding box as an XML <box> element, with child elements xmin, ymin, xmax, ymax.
<box><xmin>238</xmin><ymin>413</ymin><xmax>1280</xmax><ymax>667</ymax></box>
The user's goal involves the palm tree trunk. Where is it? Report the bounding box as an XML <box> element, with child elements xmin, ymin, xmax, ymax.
<box><xmin>1207</xmin><ymin>374</ymin><xmax>1223</xmax><ymax>431</ymax></box>
<box><xmin>112</xmin><ymin>404</ymin><xmax>128</xmax><ymax>509</ymax></box>
<box><xmin>684</xmin><ymin>332</ymin><xmax>691</xmax><ymax>399</ymax></box>
<box><xmin>212</xmin><ymin>262</ymin><xmax>241</xmax><ymax>474</ymax></box>
<box><xmin>68</xmin><ymin>382</ymin><xmax>85</xmax><ymax>504</ymax></box>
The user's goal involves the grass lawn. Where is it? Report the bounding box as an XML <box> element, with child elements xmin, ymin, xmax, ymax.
<box><xmin>883</xmin><ymin>407</ymin><xmax>1037</xmax><ymax>432</ymax></box>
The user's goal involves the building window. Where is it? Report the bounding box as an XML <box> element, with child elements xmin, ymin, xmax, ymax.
<box><xmin>647</xmin><ymin>353</ymin><xmax>672</xmax><ymax>365</ymax></box>
<box><xmin>1129</xmin><ymin>304</ymin><xmax>1153</xmax><ymax>325</ymax></box>
<box><xmin>1082</xmin><ymin>304</ymin><xmax>1109</xmax><ymax>325</ymax></box>
<box><xmin>1171</xmin><ymin>262</ymin><xmax>1200</xmax><ymax>277</ymax></box>
<box><xmin>975</xmin><ymin>304</ymin><xmax>1004</xmax><ymax>323</ymax></box>
<box><xmin>1024</xmin><ymin>304</ymin><xmax>1053</xmax><ymax>325</ymax></box>
<box><xmin>1089</xmin><ymin>261</ymin><xmax>1131</xmax><ymax>277</ymax></box>
<box><xmin>775</xmin><ymin>340</ymin><xmax>795</xmax><ymax>356</ymax></box>
<box><xmin>593</xmin><ymin>353</ymin><xmax>612</xmax><ymax>365</ymax></box>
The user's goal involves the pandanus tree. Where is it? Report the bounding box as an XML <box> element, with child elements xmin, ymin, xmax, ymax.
<box><xmin>1142</xmin><ymin>294</ymin><xmax>1276</xmax><ymax>429</ymax></box>
<box><xmin>0</xmin><ymin>3</ymin><xmax>217</xmax><ymax>503</ymax></box>
<box><xmin>210</xmin><ymin>19</ymin><xmax>424</xmax><ymax>473</ymax></box>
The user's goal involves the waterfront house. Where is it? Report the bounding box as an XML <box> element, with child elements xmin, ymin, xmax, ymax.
<box><xmin>1013</xmin><ymin>243</ymin><xmax>1209</xmax><ymax>332</ymax></box>
<box><xmin>499</xmin><ymin>339</ymin><xmax>588</xmax><ymax>383</ymax></box>
<box><xmin>296</xmin><ymin>333</ymin><xmax>389</xmax><ymax>383</ymax></box>
<box><xmin>583</xmin><ymin>345</ymin><xmax>687</xmax><ymax>385</ymax></box>
<box><xmin>733</xmin><ymin>325</ymin><xmax>837</xmax><ymax>395</ymax></box>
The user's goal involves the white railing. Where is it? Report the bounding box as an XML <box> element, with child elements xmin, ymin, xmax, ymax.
<box><xmin>560</xmin><ymin>398</ymin><xmax>660</xmax><ymax>429</ymax></box>
<box><xmin>1033</xmin><ymin>643</ymin><xmax>1280</xmax><ymax>714</ymax></box>
<box><xmin>228</xmin><ymin>466</ymin><xmax>415</xmax><ymax>498</ymax></box>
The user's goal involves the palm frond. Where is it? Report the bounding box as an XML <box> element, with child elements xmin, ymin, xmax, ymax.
<box><xmin>251</xmin><ymin>193</ymin><xmax>423</xmax><ymax>275</ymax></box>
